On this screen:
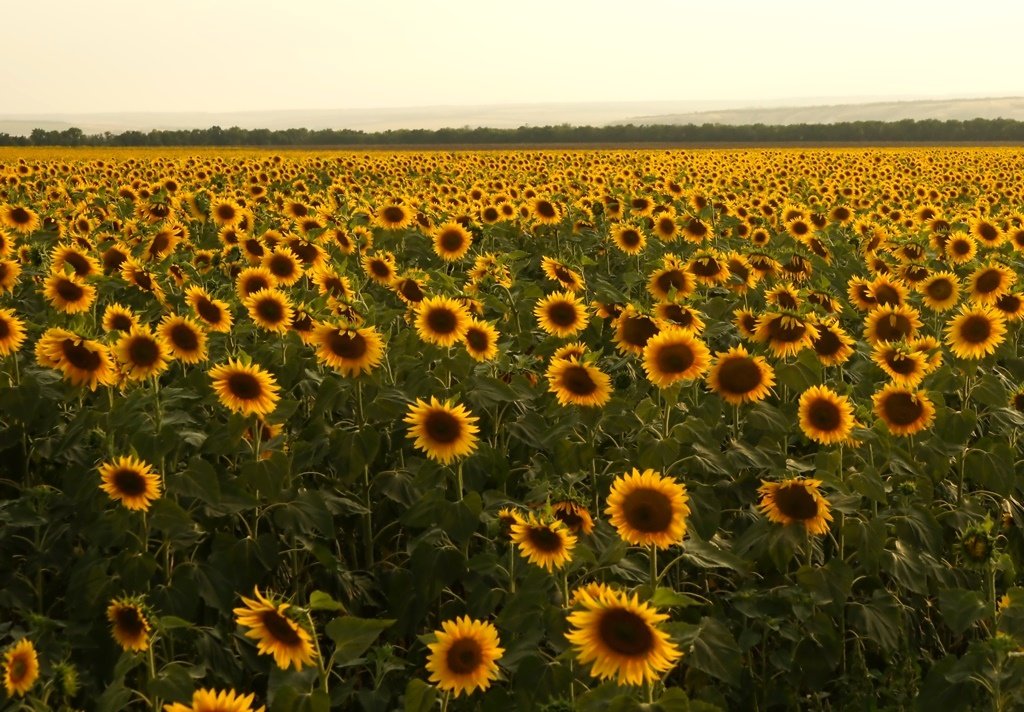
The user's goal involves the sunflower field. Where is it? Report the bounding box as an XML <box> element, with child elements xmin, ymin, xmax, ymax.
<box><xmin>3</xmin><ymin>147</ymin><xmax>1024</xmax><ymax>711</ymax></box>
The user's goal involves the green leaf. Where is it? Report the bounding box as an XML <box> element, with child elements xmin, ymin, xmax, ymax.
<box><xmin>687</xmin><ymin>617</ymin><xmax>742</xmax><ymax>686</ymax></box>
<box><xmin>650</xmin><ymin>587</ymin><xmax>702</xmax><ymax>609</ymax></box>
<box><xmin>325</xmin><ymin>616</ymin><xmax>396</xmax><ymax>665</ymax></box>
<box><xmin>937</xmin><ymin>588</ymin><xmax>988</xmax><ymax>635</ymax></box>
<box><xmin>159</xmin><ymin>616</ymin><xmax>194</xmax><ymax>630</ymax></box>
<box><xmin>403</xmin><ymin>679</ymin><xmax>437</xmax><ymax>712</ymax></box>
<box><xmin>308</xmin><ymin>590</ymin><xmax>346</xmax><ymax>612</ymax></box>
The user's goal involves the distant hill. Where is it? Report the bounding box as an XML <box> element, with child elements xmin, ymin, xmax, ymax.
<box><xmin>620</xmin><ymin>97</ymin><xmax>1024</xmax><ymax>126</ymax></box>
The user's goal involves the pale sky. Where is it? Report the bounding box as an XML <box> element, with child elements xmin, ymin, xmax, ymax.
<box><xmin>3</xmin><ymin>0</ymin><xmax>1023</xmax><ymax>114</ymax></box>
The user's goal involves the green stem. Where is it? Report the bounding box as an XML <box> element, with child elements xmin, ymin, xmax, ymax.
<box><xmin>363</xmin><ymin>465</ymin><xmax>374</xmax><ymax>569</ymax></box>
<box><xmin>650</xmin><ymin>545</ymin><xmax>658</xmax><ymax>592</ymax></box>
<box><xmin>306</xmin><ymin>610</ymin><xmax>329</xmax><ymax>694</ymax></box>
<box><xmin>454</xmin><ymin>461</ymin><xmax>464</xmax><ymax>503</ymax></box>
<box><xmin>147</xmin><ymin>644</ymin><xmax>161</xmax><ymax>712</ymax></box>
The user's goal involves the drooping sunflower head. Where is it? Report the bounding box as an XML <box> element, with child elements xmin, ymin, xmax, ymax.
<box><xmin>209</xmin><ymin>359</ymin><xmax>281</xmax><ymax>416</ymax></box>
<box><xmin>809</xmin><ymin>317</ymin><xmax>855</xmax><ymax>366</ymax></box>
<box><xmin>425</xmin><ymin>617</ymin><xmax>504</xmax><ymax>698</ymax></box>
<box><xmin>509</xmin><ymin>514</ymin><xmax>577</xmax><ymax>571</ymax></box>
<box><xmin>98</xmin><ymin>455</ymin><xmax>162</xmax><ymax>511</ymax></box>
<box><xmin>605</xmin><ymin>468</ymin><xmax>689</xmax><ymax>549</ymax></box>
<box><xmin>758</xmin><ymin>478</ymin><xmax>832</xmax><ymax>535</ymax></box>
<box><xmin>566</xmin><ymin>588</ymin><xmax>682</xmax><ymax>686</ymax></box>
<box><xmin>404</xmin><ymin>397</ymin><xmax>480</xmax><ymax>464</ymax></box>
<box><xmin>107</xmin><ymin>598</ymin><xmax>151</xmax><ymax>652</ymax></box>
<box><xmin>3</xmin><ymin>638</ymin><xmax>39</xmax><ymax>697</ymax></box>
<box><xmin>552</xmin><ymin>501</ymin><xmax>595</xmax><ymax>535</ymax></box>
<box><xmin>706</xmin><ymin>345</ymin><xmax>775</xmax><ymax>405</ymax></box>
<box><xmin>232</xmin><ymin>587</ymin><xmax>317</xmax><ymax>671</ymax></box>
<box><xmin>797</xmin><ymin>385</ymin><xmax>856</xmax><ymax>445</ymax></box>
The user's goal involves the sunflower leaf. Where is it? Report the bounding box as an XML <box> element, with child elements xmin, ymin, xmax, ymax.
<box><xmin>325</xmin><ymin>616</ymin><xmax>396</xmax><ymax>666</ymax></box>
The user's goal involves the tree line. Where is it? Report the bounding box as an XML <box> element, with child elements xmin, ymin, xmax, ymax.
<box><xmin>3</xmin><ymin>118</ymin><xmax>1024</xmax><ymax>147</ymax></box>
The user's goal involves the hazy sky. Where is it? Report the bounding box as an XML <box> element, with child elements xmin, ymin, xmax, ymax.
<box><xmin>3</xmin><ymin>0</ymin><xmax>1023</xmax><ymax>114</ymax></box>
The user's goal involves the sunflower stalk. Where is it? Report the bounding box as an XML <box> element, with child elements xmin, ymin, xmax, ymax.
<box><xmin>306</xmin><ymin>609</ymin><xmax>330</xmax><ymax>695</ymax></box>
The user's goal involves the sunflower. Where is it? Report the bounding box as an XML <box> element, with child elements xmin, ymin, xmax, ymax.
<box><xmin>415</xmin><ymin>296</ymin><xmax>471</xmax><ymax>347</ymax></box>
<box><xmin>797</xmin><ymin>386</ymin><xmax>856</xmax><ymax>445</ymax></box>
<box><xmin>968</xmin><ymin>263</ymin><xmax>1015</xmax><ymax>305</ymax></box>
<box><xmin>432</xmin><ymin>222</ymin><xmax>473</xmax><ymax>261</ymax></box>
<box><xmin>868</xmin><ymin>275</ymin><xmax>908</xmax><ymax>307</ymax></box>
<box><xmin>233</xmin><ymin>587</ymin><xmax>317</xmax><ymax>671</ymax></box>
<box><xmin>51</xmin><ymin>244</ymin><xmax>101</xmax><ymax>278</ymax></box>
<box><xmin>863</xmin><ymin>304</ymin><xmax>922</xmax><ymax>344</ymax></box>
<box><xmin>994</xmin><ymin>292</ymin><xmax>1024</xmax><ymax>320</ymax></box>
<box><xmin>945</xmin><ymin>231</ymin><xmax>977</xmax><ymax>264</ymax></box>
<box><xmin>98</xmin><ymin>455</ymin><xmax>162</xmax><ymax>511</ymax></box>
<box><xmin>39</xmin><ymin>329</ymin><xmax>116</xmax><ymax>390</ymax></box>
<box><xmin>540</xmin><ymin>256</ymin><xmax>585</xmax><ymax>292</ymax></box>
<box><xmin>43</xmin><ymin>271</ymin><xmax>96</xmax><ymax>314</ymax></box>
<box><xmin>605</xmin><ymin>468</ymin><xmax>689</xmax><ymax>549</ymax></box>
<box><xmin>0</xmin><ymin>308</ymin><xmax>27</xmax><ymax>356</ymax></box>
<box><xmin>262</xmin><ymin>247</ymin><xmax>303</xmax><ymax>287</ymax></box>
<box><xmin>209</xmin><ymin>359</ymin><xmax>280</xmax><ymax>416</ymax></box>
<box><xmin>612</xmin><ymin>308</ymin><xmax>662</xmax><ymax>355</ymax></box>
<box><xmin>809</xmin><ymin>317</ymin><xmax>855</xmax><ymax>366</ymax></box>
<box><xmin>426</xmin><ymin>617</ymin><xmax>504</xmax><ymax>698</ymax></box>
<box><xmin>0</xmin><ymin>204</ymin><xmax>40</xmax><ymax>234</ymax></box>
<box><xmin>0</xmin><ymin>258</ymin><xmax>21</xmax><ymax>293</ymax></box>
<box><xmin>209</xmin><ymin>198</ymin><xmax>243</xmax><ymax>227</ymax></box>
<box><xmin>970</xmin><ymin>216</ymin><xmax>1003</xmax><ymax>248</ymax></box>
<box><xmin>552</xmin><ymin>501</ymin><xmax>595</xmax><ymax>535</ymax></box>
<box><xmin>642</xmin><ymin>328</ymin><xmax>711</xmax><ymax>388</ymax></box>
<box><xmin>552</xmin><ymin>341</ymin><xmax>587</xmax><ymax>362</ymax></box>
<box><xmin>374</xmin><ymin>202</ymin><xmax>414</xmax><ymax>230</ymax></box>
<box><xmin>535</xmin><ymin>291</ymin><xmax>589</xmax><ymax>338</ymax></box>
<box><xmin>647</xmin><ymin>262</ymin><xmax>695</xmax><ymax>301</ymax></box>
<box><xmin>404</xmin><ymin>397</ymin><xmax>480</xmax><ymax>464</ymax></box>
<box><xmin>651</xmin><ymin>212</ymin><xmax>681</xmax><ymax>242</ymax></box>
<box><xmin>918</xmin><ymin>271</ymin><xmax>960</xmax><ymax>312</ymax></box>
<box><xmin>392</xmin><ymin>273</ymin><xmax>428</xmax><ymax>304</ymax></box>
<box><xmin>312</xmin><ymin>323</ymin><xmax>384</xmax><ymax>376</ymax></box>
<box><xmin>546</xmin><ymin>357</ymin><xmax>613</xmax><ymax>408</ymax></box>
<box><xmin>244</xmin><ymin>288</ymin><xmax>294</xmax><ymax>334</ymax></box>
<box><xmin>706</xmin><ymin>346</ymin><xmax>775</xmax><ymax>405</ymax></box>
<box><xmin>945</xmin><ymin>304</ymin><xmax>1007</xmax><ymax>359</ymax></box>
<box><xmin>235</xmin><ymin>266</ymin><xmax>278</xmax><ymax>300</ymax></box>
<box><xmin>610</xmin><ymin>223</ymin><xmax>647</xmax><ymax>255</ymax></box>
<box><xmin>463</xmin><ymin>319</ymin><xmax>500</xmax><ymax>362</ymax></box>
<box><xmin>163</xmin><ymin>688</ymin><xmax>265</xmax><ymax>712</ymax></box>
<box><xmin>158</xmin><ymin>315</ymin><xmax>208</xmax><ymax>364</ymax></box>
<box><xmin>758</xmin><ymin>478</ymin><xmax>832</xmax><ymax>535</ymax></box>
<box><xmin>566</xmin><ymin>588</ymin><xmax>682</xmax><ymax>686</ymax></box>
<box><xmin>3</xmin><ymin>639</ymin><xmax>39</xmax><ymax>697</ymax></box>
<box><xmin>529</xmin><ymin>197</ymin><xmax>562</xmax><ymax>225</ymax></box>
<box><xmin>361</xmin><ymin>252</ymin><xmax>398</xmax><ymax>286</ymax></box>
<box><xmin>114</xmin><ymin>327</ymin><xmax>171</xmax><ymax>380</ymax></box>
<box><xmin>101</xmin><ymin>303</ymin><xmax>137</xmax><ymax>333</ymax></box>
<box><xmin>184</xmin><ymin>286</ymin><xmax>234</xmax><ymax>332</ymax></box>
<box><xmin>510</xmin><ymin>514</ymin><xmax>577</xmax><ymax>571</ymax></box>
<box><xmin>871</xmin><ymin>342</ymin><xmax>929</xmax><ymax>386</ymax></box>
<box><xmin>655</xmin><ymin>302</ymin><xmax>705</xmax><ymax>333</ymax></box>
<box><xmin>107</xmin><ymin>598</ymin><xmax>151</xmax><ymax>652</ymax></box>
<box><xmin>753</xmin><ymin>312</ymin><xmax>818</xmax><ymax>359</ymax></box>
<box><xmin>872</xmin><ymin>384</ymin><xmax>935</xmax><ymax>436</ymax></box>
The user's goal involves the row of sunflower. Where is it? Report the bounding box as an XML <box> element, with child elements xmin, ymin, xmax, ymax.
<box><xmin>1</xmin><ymin>147</ymin><xmax>1024</xmax><ymax>710</ymax></box>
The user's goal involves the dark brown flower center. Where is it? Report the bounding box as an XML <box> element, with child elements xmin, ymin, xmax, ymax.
<box><xmin>619</xmin><ymin>229</ymin><xmax>641</xmax><ymax>247</ymax></box>
<box><xmin>64</xmin><ymin>251</ymin><xmax>93</xmax><ymax>276</ymax></box>
<box><xmin>813</xmin><ymin>328</ymin><xmax>842</xmax><ymax>357</ymax></box>
<box><xmin>326</xmin><ymin>330</ymin><xmax>367</xmax><ymax>360</ymax></box>
<box><xmin>268</xmin><ymin>254</ymin><xmax>296</xmax><ymax>278</ymax></box>
<box><xmin>115</xmin><ymin>606</ymin><xmax>146</xmax><ymax>637</ymax></box>
<box><xmin>256</xmin><ymin>297</ymin><xmax>285</xmax><ymax>324</ymax></box>
<box><xmin>465</xmin><ymin>327</ymin><xmax>489</xmax><ymax>352</ymax></box>
<box><xmin>128</xmin><ymin>336</ymin><xmax>160</xmax><ymax>367</ymax></box>
<box><xmin>690</xmin><ymin>257</ymin><xmax>721</xmax><ymax>277</ymax></box>
<box><xmin>547</xmin><ymin>301</ymin><xmax>580</xmax><ymax>328</ymax></box>
<box><xmin>227</xmin><ymin>372</ymin><xmax>262</xmax><ymax>400</ymax></box>
<box><xmin>654</xmin><ymin>269</ymin><xmax>688</xmax><ymax>295</ymax></box>
<box><xmin>525</xmin><ymin>525</ymin><xmax>564</xmax><ymax>552</ymax></box>
<box><xmin>873</xmin><ymin>312</ymin><xmax>913</xmax><ymax>342</ymax></box>
<box><xmin>61</xmin><ymin>339</ymin><xmax>102</xmax><ymax>371</ymax></box>
<box><xmin>55</xmin><ymin>278</ymin><xmax>84</xmax><ymax>302</ymax></box>
<box><xmin>974</xmin><ymin>269</ymin><xmax>1003</xmax><ymax>295</ymax></box>
<box><xmin>873</xmin><ymin>285</ymin><xmax>902</xmax><ymax>306</ymax></box>
<box><xmin>717</xmin><ymin>356</ymin><xmax>763</xmax><ymax>394</ymax></box>
<box><xmin>260</xmin><ymin>610</ymin><xmax>302</xmax><ymax>646</ymax></box>
<box><xmin>445</xmin><ymin>638</ymin><xmax>483</xmax><ymax>675</ymax></box>
<box><xmin>369</xmin><ymin>259</ymin><xmax>392</xmax><ymax>278</ymax></box>
<box><xmin>170</xmin><ymin>323</ymin><xmax>199</xmax><ymax>351</ymax></box>
<box><xmin>773</xmin><ymin>483</ymin><xmax>819</xmax><ymax>520</ymax></box>
<box><xmin>959</xmin><ymin>314</ymin><xmax>992</xmax><ymax>344</ymax></box>
<box><xmin>882</xmin><ymin>391</ymin><xmax>924</xmax><ymax>426</ymax></box>
<box><xmin>926</xmin><ymin>278</ymin><xmax>953</xmax><ymax>301</ymax></box>
<box><xmin>196</xmin><ymin>297</ymin><xmax>224</xmax><ymax>324</ymax></box>
<box><xmin>426</xmin><ymin>307</ymin><xmax>458</xmax><ymax>335</ymax></box>
<box><xmin>598</xmin><ymin>608</ymin><xmax>654</xmax><ymax>657</ymax></box>
<box><xmin>244</xmin><ymin>238</ymin><xmax>265</xmax><ymax>257</ymax></box>
<box><xmin>439</xmin><ymin>229</ymin><xmax>466</xmax><ymax>253</ymax></box>
<box><xmin>535</xmin><ymin>200</ymin><xmax>556</xmax><ymax>218</ymax></box>
<box><xmin>381</xmin><ymin>206</ymin><xmax>406</xmax><ymax>224</ymax></box>
<box><xmin>765</xmin><ymin>316</ymin><xmax>807</xmax><ymax>343</ymax></box>
<box><xmin>620</xmin><ymin>316</ymin><xmax>659</xmax><ymax>348</ymax></box>
<box><xmin>977</xmin><ymin>222</ymin><xmax>998</xmax><ymax>242</ymax></box>
<box><xmin>561</xmin><ymin>365</ymin><xmax>597</xmax><ymax>396</ymax></box>
<box><xmin>424</xmin><ymin>409</ymin><xmax>462</xmax><ymax>444</ymax></box>
<box><xmin>806</xmin><ymin>397</ymin><xmax>841</xmax><ymax>431</ymax></box>
<box><xmin>654</xmin><ymin>341</ymin><xmax>695</xmax><ymax>375</ymax></box>
<box><xmin>113</xmin><ymin>468</ymin><xmax>147</xmax><ymax>496</ymax></box>
<box><xmin>622</xmin><ymin>489</ymin><xmax>673</xmax><ymax>533</ymax></box>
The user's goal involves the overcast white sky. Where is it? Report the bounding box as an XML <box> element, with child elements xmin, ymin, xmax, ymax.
<box><xmin>3</xmin><ymin>0</ymin><xmax>1023</xmax><ymax>114</ymax></box>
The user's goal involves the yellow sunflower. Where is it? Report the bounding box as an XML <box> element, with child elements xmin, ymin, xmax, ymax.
<box><xmin>311</xmin><ymin>324</ymin><xmax>384</xmax><ymax>376</ymax></box>
<box><xmin>612</xmin><ymin>308</ymin><xmax>662</xmax><ymax>355</ymax></box>
<box><xmin>43</xmin><ymin>271</ymin><xmax>96</xmax><ymax>314</ymax></box>
<box><xmin>918</xmin><ymin>271</ymin><xmax>960</xmax><ymax>312</ymax></box>
<box><xmin>244</xmin><ymin>288</ymin><xmax>294</xmax><ymax>334</ymax></box>
<box><xmin>566</xmin><ymin>588</ymin><xmax>682</xmax><ymax>686</ymax></box>
<box><xmin>114</xmin><ymin>327</ymin><xmax>171</xmax><ymax>381</ymax></box>
<box><xmin>0</xmin><ymin>204</ymin><xmax>40</xmax><ymax>234</ymax></box>
<box><xmin>414</xmin><ymin>296</ymin><xmax>471</xmax><ymax>348</ymax></box>
<box><xmin>509</xmin><ymin>514</ymin><xmax>577</xmax><ymax>571</ymax></box>
<box><xmin>432</xmin><ymin>222</ymin><xmax>473</xmax><ymax>261</ymax></box>
<box><xmin>233</xmin><ymin>587</ymin><xmax>317</xmax><ymax>671</ymax></box>
<box><xmin>610</xmin><ymin>223</ymin><xmax>647</xmax><ymax>255</ymax></box>
<box><xmin>552</xmin><ymin>501</ymin><xmax>595</xmax><ymax>535</ymax></box>
<box><xmin>404</xmin><ymin>397</ymin><xmax>480</xmax><ymax>464</ymax></box>
<box><xmin>0</xmin><ymin>308</ymin><xmax>27</xmax><ymax>356</ymax></box>
<box><xmin>872</xmin><ymin>384</ymin><xmax>935</xmax><ymax>436</ymax></box>
<box><xmin>158</xmin><ymin>315</ymin><xmax>208</xmax><ymax>364</ymax></box>
<box><xmin>706</xmin><ymin>346</ymin><xmax>776</xmax><ymax>405</ymax></box>
<box><xmin>374</xmin><ymin>202</ymin><xmax>414</xmax><ymax>230</ymax></box>
<box><xmin>863</xmin><ymin>304</ymin><xmax>922</xmax><ymax>344</ymax></box>
<box><xmin>945</xmin><ymin>304</ymin><xmax>1007</xmax><ymax>359</ymax></box>
<box><xmin>797</xmin><ymin>386</ymin><xmax>856</xmax><ymax>445</ymax></box>
<box><xmin>758</xmin><ymin>478</ymin><xmax>832</xmax><ymax>535</ymax></box>
<box><xmin>235</xmin><ymin>266</ymin><xmax>278</xmax><ymax>300</ymax></box>
<box><xmin>968</xmin><ymin>263</ymin><xmax>1015</xmax><ymax>305</ymax></box>
<box><xmin>3</xmin><ymin>639</ymin><xmax>39</xmax><ymax>697</ymax></box>
<box><xmin>185</xmin><ymin>286</ymin><xmax>234</xmax><ymax>333</ymax></box>
<box><xmin>535</xmin><ymin>291</ymin><xmax>589</xmax><ymax>338</ymax></box>
<box><xmin>0</xmin><ymin>258</ymin><xmax>22</xmax><ymax>293</ymax></box>
<box><xmin>98</xmin><ymin>455</ymin><xmax>162</xmax><ymax>511</ymax></box>
<box><xmin>546</xmin><ymin>357</ymin><xmax>613</xmax><ymax>408</ymax></box>
<box><xmin>107</xmin><ymin>598</ymin><xmax>151</xmax><ymax>652</ymax></box>
<box><xmin>809</xmin><ymin>318</ymin><xmax>855</xmax><ymax>366</ymax></box>
<box><xmin>463</xmin><ymin>319</ymin><xmax>500</xmax><ymax>362</ymax></box>
<box><xmin>261</xmin><ymin>247</ymin><xmax>304</xmax><ymax>287</ymax></box>
<box><xmin>647</xmin><ymin>262</ymin><xmax>695</xmax><ymax>301</ymax></box>
<box><xmin>209</xmin><ymin>359</ymin><xmax>281</xmax><ymax>416</ymax></box>
<box><xmin>163</xmin><ymin>688</ymin><xmax>265</xmax><ymax>712</ymax></box>
<box><xmin>606</xmin><ymin>468</ymin><xmax>689</xmax><ymax>549</ymax></box>
<box><xmin>102</xmin><ymin>303</ymin><xmax>139</xmax><ymax>333</ymax></box>
<box><xmin>753</xmin><ymin>312</ymin><xmax>818</xmax><ymax>359</ymax></box>
<box><xmin>38</xmin><ymin>329</ymin><xmax>116</xmax><ymax>390</ymax></box>
<box><xmin>541</xmin><ymin>256</ymin><xmax>585</xmax><ymax>292</ymax></box>
<box><xmin>641</xmin><ymin>328</ymin><xmax>711</xmax><ymax>388</ymax></box>
<box><xmin>871</xmin><ymin>342</ymin><xmax>929</xmax><ymax>386</ymax></box>
<box><xmin>426</xmin><ymin>617</ymin><xmax>504</xmax><ymax>698</ymax></box>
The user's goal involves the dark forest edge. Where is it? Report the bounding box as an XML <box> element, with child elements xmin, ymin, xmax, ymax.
<box><xmin>4</xmin><ymin>118</ymin><xmax>1024</xmax><ymax>147</ymax></box>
